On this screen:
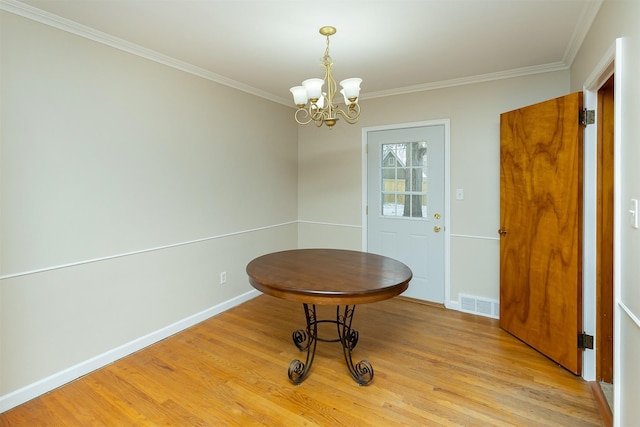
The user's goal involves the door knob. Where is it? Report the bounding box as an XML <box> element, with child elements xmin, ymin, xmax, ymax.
<box><xmin>434</xmin><ymin>213</ymin><xmax>441</xmax><ymax>219</ymax></box>
<box><xmin>434</xmin><ymin>226</ymin><xmax>441</xmax><ymax>232</ymax></box>
<box><xmin>498</xmin><ymin>228</ymin><xmax>508</xmax><ymax>236</ymax></box>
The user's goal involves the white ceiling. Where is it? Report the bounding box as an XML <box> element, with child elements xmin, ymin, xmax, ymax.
<box><xmin>6</xmin><ymin>0</ymin><xmax>603</xmax><ymax>106</ymax></box>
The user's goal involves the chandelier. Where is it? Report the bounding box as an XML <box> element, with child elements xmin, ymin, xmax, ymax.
<box><xmin>289</xmin><ymin>26</ymin><xmax>362</xmax><ymax>128</ymax></box>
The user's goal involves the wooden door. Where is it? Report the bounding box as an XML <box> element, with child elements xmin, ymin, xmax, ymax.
<box><xmin>499</xmin><ymin>92</ymin><xmax>584</xmax><ymax>375</ymax></box>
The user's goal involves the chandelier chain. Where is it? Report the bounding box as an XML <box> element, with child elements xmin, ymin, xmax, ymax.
<box><xmin>323</xmin><ymin>34</ymin><xmax>332</xmax><ymax>65</ymax></box>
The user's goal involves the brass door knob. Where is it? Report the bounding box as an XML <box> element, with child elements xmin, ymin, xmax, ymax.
<box><xmin>434</xmin><ymin>226</ymin><xmax>441</xmax><ymax>232</ymax></box>
<box><xmin>498</xmin><ymin>228</ymin><xmax>508</xmax><ymax>236</ymax></box>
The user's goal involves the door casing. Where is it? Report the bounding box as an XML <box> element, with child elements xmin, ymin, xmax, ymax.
<box><xmin>582</xmin><ymin>42</ymin><xmax>617</xmax><ymax>382</ymax></box>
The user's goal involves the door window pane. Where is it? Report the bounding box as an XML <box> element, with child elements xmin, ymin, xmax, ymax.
<box><xmin>380</xmin><ymin>141</ymin><xmax>428</xmax><ymax>218</ymax></box>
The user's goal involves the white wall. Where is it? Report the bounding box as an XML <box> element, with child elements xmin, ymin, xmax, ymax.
<box><xmin>570</xmin><ymin>1</ymin><xmax>640</xmax><ymax>425</ymax></box>
<box><xmin>298</xmin><ymin>71</ymin><xmax>570</xmax><ymax>306</ymax></box>
<box><xmin>0</xmin><ymin>10</ymin><xmax>298</xmax><ymax>405</ymax></box>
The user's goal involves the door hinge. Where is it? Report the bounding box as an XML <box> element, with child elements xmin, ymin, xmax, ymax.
<box><xmin>365</xmin><ymin>205</ymin><xmax>368</xmax><ymax>215</ymax></box>
<box><xmin>578</xmin><ymin>332</ymin><xmax>594</xmax><ymax>350</ymax></box>
<box><xmin>579</xmin><ymin>109</ymin><xmax>595</xmax><ymax>127</ymax></box>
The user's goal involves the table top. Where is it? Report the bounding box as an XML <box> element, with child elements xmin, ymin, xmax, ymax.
<box><xmin>246</xmin><ymin>249</ymin><xmax>412</xmax><ymax>305</ymax></box>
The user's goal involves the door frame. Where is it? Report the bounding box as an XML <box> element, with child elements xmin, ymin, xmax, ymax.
<box><xmin>361</xmin><ymin>120</ymin><xmax>451</xmax><ymax>306</ymax></box>
<box><xmin>582</xmin><ymin>42</ymin><xmax>616</xmax><ymax>382</ymax></box>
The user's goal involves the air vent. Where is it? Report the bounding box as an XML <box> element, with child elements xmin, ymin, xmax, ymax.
<box><xmin>459</xmin><ymin>294</ymin><xmax>500</xmax><ymax>319</ymax></box>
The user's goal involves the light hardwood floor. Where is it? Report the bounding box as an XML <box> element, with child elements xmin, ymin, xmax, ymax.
<box><xmin>0</xmin><ymin>295</ymin><xmax>603</xmax><ymax>426</ymax></box>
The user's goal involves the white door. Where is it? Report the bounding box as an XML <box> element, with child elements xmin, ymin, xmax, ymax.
<box><xmin>366</xmin><ymin>123</ymin><xmax>445</xmax><ymax>302</ymax></box>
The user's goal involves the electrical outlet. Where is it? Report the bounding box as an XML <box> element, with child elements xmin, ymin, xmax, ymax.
<box><xmin>220</xmin><ymin>271</ymin><xmax>227</xmax><ymax>284</ymax></box>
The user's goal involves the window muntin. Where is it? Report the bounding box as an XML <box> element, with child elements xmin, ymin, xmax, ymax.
<box><xmin>380</xmin><ymin>141</ymin><xmax>428</xmax><ymax>218</ymax></box>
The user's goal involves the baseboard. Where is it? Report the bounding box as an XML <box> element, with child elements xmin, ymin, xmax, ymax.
<box><xmin>589</xmin><ymin>381</ymin><xmax>613</xmax><ymax>427</ymax></box>
<box><xmin>398</xmin><ymin>296</ymin><xmax>445</xmax><ymax>309</ymax></box>
<box><xmin>0</xmin><ymin>289</ymin><xmax>260</xmax><ymax>413</ymax></box>
<box><xmin>446</xmin><ymin>300</ymin><xmax>459</xmax><ymax>311</ymax></box>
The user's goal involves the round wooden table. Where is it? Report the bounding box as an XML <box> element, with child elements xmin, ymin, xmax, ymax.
<box><xmin>246</xmin><ymin>249</ymin><xmax>412</xmax><ymax>385</ymax></box>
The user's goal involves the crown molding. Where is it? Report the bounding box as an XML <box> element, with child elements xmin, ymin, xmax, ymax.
<box><xmin>562</xmin><ymin>0</ymin><xmax>604</xmax><ymax>66</ymax></box>
<box><xmin>361</xmin><ymin>62</ymin><xmax>570</xmax><ymax>100</ymax></box>
<box><xmin>1</xmin><ymin>0</ymin><xmax>601</xmax><ymax>107</ymax></box>
<box><xmin>0</xmin><ymin>0</ymin><xmax>292</xmax><ymax>106</ymax></box>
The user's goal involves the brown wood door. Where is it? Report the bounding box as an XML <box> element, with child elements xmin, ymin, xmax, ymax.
<box><xmin>499</xmin><ymin>92</ymin><xmax>584</xmax><ymax>375</ymax></box>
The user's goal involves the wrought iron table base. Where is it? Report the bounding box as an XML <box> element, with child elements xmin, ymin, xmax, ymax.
<box><xmin>288</xmin><ymin>303</ymin><xmax>374</xmax><ymax>386</ymax></box>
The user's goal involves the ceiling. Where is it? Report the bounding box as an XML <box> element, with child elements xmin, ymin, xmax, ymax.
<box><xmin>7</xmin><ymin>0</ymin><xmax>603</xmax><ymax>106</ymax></box>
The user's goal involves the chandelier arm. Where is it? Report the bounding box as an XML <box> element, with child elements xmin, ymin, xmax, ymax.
<box><xmin>293</xmin><ymin>108</ymin><xmax>313</xmax><ymax>126</ymax></box>
<box><xmin>310</xmin><ymin>104</ymin><xmax>327</xmax><ymax>124</ymax></box>
<box><xmin>334</xmin><ymin>105</ymin><xmax>361</xmax><ymax>124</ymax></box>
<box><xmin>294</xmin><ymin>105</ymin><xmax>334</xmax><ymax>126</ymax></box>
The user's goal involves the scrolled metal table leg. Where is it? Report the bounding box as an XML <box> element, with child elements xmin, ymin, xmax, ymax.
<box><xmin>337</xmin><ymin>305</ymin><xmax>374</xmax><ymax>385</ymax></box>
<box><xmin>288</xmin><ymin>303</ymin><xmax>317</xmax><ymax>384</ymax></box>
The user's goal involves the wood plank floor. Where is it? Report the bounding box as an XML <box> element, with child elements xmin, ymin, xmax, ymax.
<box><xmin>0</xmin><ymin>295</ymin><xmax>603</xmax><ymax>426</ymax></box>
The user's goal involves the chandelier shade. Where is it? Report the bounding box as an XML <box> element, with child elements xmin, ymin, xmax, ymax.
<box><xmin>340</xmin><ymin>78</ymin><xmax>362</xmax><ymax>101</ymax></box>
<box><xmin>290</xmin><ymin>26</ymin><xmax>362</xmax><ymax>128</ymax></box>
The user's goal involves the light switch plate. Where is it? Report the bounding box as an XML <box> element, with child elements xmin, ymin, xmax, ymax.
<box><xmin>631</xmin><ymin>199</ymin><xmax>639</xmax><ymax>229</ymax></box>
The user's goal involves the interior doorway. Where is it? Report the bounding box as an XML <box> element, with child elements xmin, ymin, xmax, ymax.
<box><xmin>596</xmin><ymin>74</ymin><xmax>614</xmax><ymax>394</ymax></box>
